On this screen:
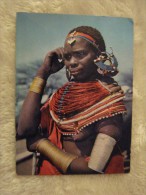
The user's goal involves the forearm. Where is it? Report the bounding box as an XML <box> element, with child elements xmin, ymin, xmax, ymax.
<box><xmin>68</xmin><ymin>134</ymin><xmax>117</xmax><ymax>174</ymax></box>
<box><xmin>67</xmin><ymin>157</ymin><xmax>97</xmax><ymax>174</ymax></box>
<box><xmin>26</xmin><ymin>132</ymin><xmax>43</xmax><ymax>152</ymax></box>
<box><xmin>67</xmin><ymin>125</ymin><xmax>120</xmax><ymax>174</ymax></box>
<box><xmin>26</xmin><ymin>134</ymin><xmax>96</xmax><ymax>174</ymax></box>
<box><xmin>17</xmin><ymin>68</ymin><xmax>50</xmax><ymax>137</ymax></box>
<box><xmin>36</xmin><ymin>139</ymin><xmax>78</xmax><ymax>173</ymax></box>
<box><xmin>17</xmin><ymin>47</ymin><xmax>65</xmax><ymax>137</ymax></box>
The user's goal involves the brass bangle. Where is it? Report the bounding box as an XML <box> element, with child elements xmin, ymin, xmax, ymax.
<box><xmin>29</xmin><ymin>77</ymin><xmax>46</xmax><ymax>94</ymax></box>
<box><xmin>36</xmin><ymin>139</ymin><xmax>78</xmax><ymax>173</ymax></box>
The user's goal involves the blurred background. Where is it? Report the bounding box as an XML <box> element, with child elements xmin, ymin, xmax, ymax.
<box><xmin>16</xmin><ymin>13</ymin><xmax>133</xmax><ymax>175</ymax></box>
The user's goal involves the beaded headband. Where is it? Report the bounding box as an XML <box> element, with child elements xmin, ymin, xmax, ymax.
<box><xmin>66</xmin><ymin>31</ymin><xmax>99</xmax><ymax>49</ymax></box>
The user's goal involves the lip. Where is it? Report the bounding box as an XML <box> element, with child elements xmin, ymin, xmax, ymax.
<box><xmin>70</xmin><ymin>70</ymin><xmax>79</xmax><ymax>76</ymax></box>
<box><xmin>69</xmin><ymin>68</ymin><xmax>80</xmax><ymax>75</ymax></box>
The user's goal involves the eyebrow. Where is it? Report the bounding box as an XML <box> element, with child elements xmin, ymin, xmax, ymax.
<box><xmin>64</xmin><ymin>48</ymin><xmax>87</xmax><ymax>54</ymax></box>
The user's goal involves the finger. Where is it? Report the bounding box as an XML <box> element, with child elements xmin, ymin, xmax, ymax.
<box><xmin>110</xmin><ymin>86</ymin><xmax>121</xmax><ymax>93</ymax></box>
<box><xmin>58</xmin><ymin>48</ymin><xmax>65</xmax><ymax>66</ymax></box>
<box><xmin>101</xmin><ymin>82</ymin><xmax>118</xmax><ymax>87</ymax></box>
<box><xmin>109</xmin><ymin>82</ymin><xmax>118</xmax><ymax>87</ymax></box>
<box><xmin>101</xmin><ymin>82</ymin><xmax>107</xmax><ymax>86</ymax></box>
<box><xmin>59</xmin><ymin>47</ymin><xmax>64</xmax><ymax>59</ymax></box>
<box><xmin>56</xmin><ymin>47</ymin><xmax>64</xmax><ymax>60</ymax></box>
<box><xmin>119</xmin><ymin>89</ymin><xmax>124</xmax><ymax>94</ymax></box>
<box><xmin>105</xmin><ymin>84</ymin><xmax>119</xmax><ymax>90</ymax></box>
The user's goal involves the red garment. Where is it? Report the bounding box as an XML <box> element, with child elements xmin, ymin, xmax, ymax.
<box><xmin>38</xmin><ymin>81</ymin><xmax>126</xmax><ymax>175</ymax></box>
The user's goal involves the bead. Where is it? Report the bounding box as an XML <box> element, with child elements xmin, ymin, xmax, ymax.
<box><xmin>50</xmin><ymin>84</ymin><xmax>126</xmax><ymax>136</ymax></box>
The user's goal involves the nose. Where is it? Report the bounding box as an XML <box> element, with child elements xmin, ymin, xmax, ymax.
<box><xmin>69</xmin><ymin>56</ymin><xmax>78</xmax><ymax>69</ymax></box>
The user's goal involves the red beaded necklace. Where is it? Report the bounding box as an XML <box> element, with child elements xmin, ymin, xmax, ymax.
<box><xmin>49</xmin><ymin>81</ymin><xmax>110</xmax><ymax>119</ymax></box>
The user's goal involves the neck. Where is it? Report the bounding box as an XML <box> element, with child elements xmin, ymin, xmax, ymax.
<box><xmin>73</xmin><ymin>73</ymin><xmax>100</xmax><ymax>83</ymax></box>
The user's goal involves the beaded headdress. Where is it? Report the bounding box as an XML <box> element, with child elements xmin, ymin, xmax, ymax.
<box><xmin>67</xmin><ymin>31</ymin><xmax>99</xmax><ymax>49</ymax></box>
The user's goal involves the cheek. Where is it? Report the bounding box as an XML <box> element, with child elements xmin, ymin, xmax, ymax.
<box><xmin>82</xmin><ymin>52</ymin><xmax>96</xmax><ymax>64</ymax></box>
<box><xmin>80</xmin><ymin>56</ymin><xmax>95</xmax><ymax>70</ymax></box>
<box><xmin>64</xmin><ymin>61</ymin><xmax>69</xmax><ymax>68</ymax></box>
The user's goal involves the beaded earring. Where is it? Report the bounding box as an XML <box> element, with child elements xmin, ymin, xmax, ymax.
<box><xmin>94</xmin><ymin>48</ymin><xmax>119</xmax><ymax>77</ymax></box>
<box><xmin>66</xmin><ymin>68</ymin><xmax>71</xmax><ymax>81</ymax></box>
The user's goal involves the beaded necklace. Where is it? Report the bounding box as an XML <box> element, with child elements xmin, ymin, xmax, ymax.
<box><xmin>47</xmin><ymin>80</ymin><xmax>126</xmax><ymax>135</ymax></box>
<box><xmin>49</xmin><ymin>81</ymin><xmax>110</xmax><ymax>119</ymax></box>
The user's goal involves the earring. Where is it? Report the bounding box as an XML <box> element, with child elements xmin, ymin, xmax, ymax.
<box><xmin>94</xmin><ymin>51</ymin><xmax>118</xmax><ymax>77</ymax></box>
<box><xmin>66</xmin><ymin>68</ymin><xmax>71</xmax><ymax>81</ymax></box>
<box><xmin>94</xmin><ymin>57</ymin><xmax>106</xmax><ymax>76</ymax></box>
<box><xmin>97</xmin><ymin>67</ymin><xmax>106</xmax><ymax>75</ymax></box>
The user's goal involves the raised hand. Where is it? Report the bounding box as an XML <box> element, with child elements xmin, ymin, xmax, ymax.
<box><xmin>37</xmin><ymin>47</ymin><xmax>64</xmax><ymax>80</ymax></box>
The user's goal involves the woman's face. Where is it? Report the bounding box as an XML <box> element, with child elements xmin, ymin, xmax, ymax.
<box><xmin>64</xmin><ymin>37</ymin><xmax>98</xmax><ymax>82</ymax></box>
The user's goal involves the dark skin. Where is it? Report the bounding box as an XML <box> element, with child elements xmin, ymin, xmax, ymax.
<box><xmin>17</xmin><ymin>37</ymin><xmax>122</xmax><ymax>174</ymax></box>
<box><xmin>64</xmin><ymin>38</ymin><xmax>98</xmax><ymax>82</ymax></box>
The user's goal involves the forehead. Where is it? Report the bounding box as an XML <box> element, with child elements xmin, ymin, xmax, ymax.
<box><xmin>64</xmin><ymin>37</ymin><xmax>93</xmax><ymax>52</ymax></box>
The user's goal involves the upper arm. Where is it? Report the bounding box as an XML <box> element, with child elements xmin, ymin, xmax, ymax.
<box><xmin>95</xmin><ymin>115</ymin><xmax>123</xmax><ymax>141</ymax></box>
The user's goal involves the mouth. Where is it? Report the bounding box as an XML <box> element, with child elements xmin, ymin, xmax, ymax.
<box><xmin>70</xmin><ymin>71</ymin><xmax>79</xmax><ymax>76</ymax></box>
<box><xmin>70</xmin><ymin>69</ymin><xmax>80</xmax><ymax>76</ymax></box>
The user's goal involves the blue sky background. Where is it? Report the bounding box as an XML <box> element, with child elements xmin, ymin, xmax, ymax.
<box><xmin>16</xmin><ymin>13</ymin><xmax>133</xmax><ymax>85</ymax></box>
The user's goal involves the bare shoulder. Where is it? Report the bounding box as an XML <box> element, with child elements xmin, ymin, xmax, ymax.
<box><xmin>98</xmin><ymin>76</ymin><xmax>117</xmax><ymax>84</ymax></box>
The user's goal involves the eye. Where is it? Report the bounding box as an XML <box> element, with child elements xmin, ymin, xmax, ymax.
<box><xmin>64</xmin><ymin>53</ymin><xmax>72</xmax><ymax>61</ymax></box>
<box><xmin>74</xmin><ymin>51</ymin><xmax>86</xmax><ymax>59</ymax></box>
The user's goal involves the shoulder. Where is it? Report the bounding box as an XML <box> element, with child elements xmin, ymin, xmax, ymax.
<box><xmin>98</xmin><ymin>76</ymin><xmax>118</xmax><ymax>85</ymax></box>
<box><xmin>96</xmin><ymin>115</ymin><xmax>123</xmax><ymax>129</ymax></box>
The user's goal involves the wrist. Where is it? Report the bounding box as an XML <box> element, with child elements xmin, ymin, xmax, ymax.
<box><xmin>36</xmin><ymin>139</ymin><xmax>78</xmax><ymax>173</ymax></box>
<box><xmin>36</xmin><ymin>66</ymin><xmax>51</xmax><ymax>81</ymax></box>
<box><xmin>29</xmin><ymin>76</ymin><xmax>46</xmax><ymax>94</ymax></box>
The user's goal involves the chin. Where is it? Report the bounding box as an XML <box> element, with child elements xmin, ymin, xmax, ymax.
<box><xmin>73</xmin><ymin>76</ymin><xmax>89</xmax><ymax>83</ymax></box>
